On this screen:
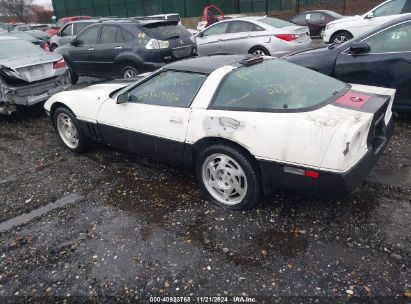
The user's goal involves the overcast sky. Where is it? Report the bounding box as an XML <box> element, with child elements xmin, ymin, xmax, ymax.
<box><xmin>34</xmin><ymin>0</ymin><xmax>53</xmax><ymax>8</ymax></box>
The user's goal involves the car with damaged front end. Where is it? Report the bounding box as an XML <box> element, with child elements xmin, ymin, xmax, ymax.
<box><xmin>44</xmin><ymin>55</ymin><xmax>394</xmax><ymax>210</ymax></box>
<box><xmin>0</xmin><ymin>36</ymin><xmax>70</xmax><ymax>115</ymax></box>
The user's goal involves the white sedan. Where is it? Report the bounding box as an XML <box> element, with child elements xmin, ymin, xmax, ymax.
<box><xmin>44</xmin><ymin>55</ymin><xmax>394</xmax><ymax>210</ymax></box>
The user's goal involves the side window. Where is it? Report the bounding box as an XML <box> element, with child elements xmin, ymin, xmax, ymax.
<box><xmin>99</xmin><ymin>26</ymin><xmax>117</xmax><ymax>44</ymax></box>
<box><xmin>60</xmin><ymin>24</ymin><xmax>72</xmax><ymax>37</ymax></box>
<box><xmin>115</xmin><ymin>28</ymin><xmax>124</xmax><ymax>43</ymax></box>
<box><xmin>321</xmin><ymin>14</ymin><xmax>326</xmax><ymax>21</ymax></box>
<box><xmin>76</xmin><ymin>26</ymin><xmax>99</xmax><ymax>44</ymax></box>
<box><xmin>122</xmin><ymin>29</ymin><xmax>135</xmax><ymax>42</ymax></box>
<box><xmin>307</xmin><ymin>13</ymin><xmax>322</xmax><ymax>22</ymax></box>
<box><xmin>73</xmin><ymin>23</ymin><xmax>91</xmax><ymax>35</ymax></box>
<box><xmin>127</xmin><ymin>71</ymin><xmax>207</xmax><ymax>108</ymax></box>
<box><xmin>365</xmin><ymin>21</ymin><xmax>411</xmax><ymax>52</ymax></box>
<box><xmin>228</xmin><ymin>21</ymin><xmax>254</xmax><ymax>33</ymax></box>
<box><xmin>291</xmin><ymin>14</ymin><xmax>306</xmax><ymax>23</ymax></box>
<box><xmin>373</xmin><ymin>0</ymin><xmax>407</xmax><ymax>17</ymax></box>
<box><xmin>202</xmin><ymin>22</ymin><xmax>229</xmax><ymax>37</ymax></box>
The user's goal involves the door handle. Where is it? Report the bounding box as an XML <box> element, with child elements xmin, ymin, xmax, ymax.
<box><xmin>169</xmin><ymin>117</ymin><xmax>183</xmax><ymax>124</ymax></box>
<box><xmin>88</xmin><ymin>47</ymin><xmax>94</xmax><ymax>51</ymax></box>
<box><xmin>115</xmin><ymin>46</ymin><xmax>123</xmax><ymax>50</ymax></box>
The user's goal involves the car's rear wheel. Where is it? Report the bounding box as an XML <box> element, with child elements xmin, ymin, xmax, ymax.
<box><xmin>66</xmin><ymin>62</ymin><xmax>78</xmax><ymax>85</ymax></box>
<box><xmin>121</xmin><ymin>64</ymin><xmax>139</xmax><ymax>79</ymax></box>
<box><xmin>249</xmin><ymin>46</ymin><xmax>270</xmax><ymax>56</ymax></box>
<box><xmin>196</xmin><ymin>144</ymin><xmax>261</xmax><ymax>210</ymax></box>
<box><xmin>319</xmin><ymin>27</ymin><xmax>326</xmax><ymax>38</ymax></box>
<box><xmin>331</xmin><ymin>31</ymin><xmax>352</xmax><ymax>44</ymax></box>
<box><xmin>53</xmin><ymin>107</ymin><xmax>88</xmax><ymax>153</ymax></box>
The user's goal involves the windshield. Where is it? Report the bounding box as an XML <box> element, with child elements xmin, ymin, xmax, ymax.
<box><xmin>141</xmin><ymin>23</ymin><xmax>191</xmax><ymax>39</ymax></box>
<box><xmin>0</xmin><ymin>39</ymin><xmax>43</xmax><ymax>59</ymax></box>
<box><xmin>258</xmin><ymin>17</ymin><xmax>294</xmax><ymax>28</ymax></box>
<box><xmin>212</xmin><ymin>59</ymin><xmax>348</xmax><ymax>111</ymax></box>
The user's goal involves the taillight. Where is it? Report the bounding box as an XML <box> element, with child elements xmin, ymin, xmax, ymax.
<box><xmin>305</xmin><ymin>170</ymin><xmax>320</xmax><ymax>179</ymax></box>
<box><xmin>275</xmin><ymin>34</ymin><xmax>297</xmax><ymax>42</ymax></box>
<box><xmin>42</xmin><ymin>42</ymin><xmax>50</xmax><ymax>52</ymax></box>
<box><xmin>53</xmin><ymin>58</ymin><xmax>66</xmax><ymax>69</ymax></box>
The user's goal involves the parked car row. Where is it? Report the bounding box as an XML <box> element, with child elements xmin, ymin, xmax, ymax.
<box><xmin>285</xmin><ymin>14</ymin><xmax>411</xmax><ymax>111</ymax></box>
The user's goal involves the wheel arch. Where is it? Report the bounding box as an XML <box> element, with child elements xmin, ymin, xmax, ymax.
<box><xmin>330</xmin><ymin>30</ymin><xmax>353</xmax><ymax>41</ymax></box>
<box><xmin>50</xmin><ymin>102</ymin><xmax>75</xmax><ymax>121</ymax></box>
<box><xmin>189</xmin><ymin>136</ymin><xmax>260</xmax><ymax>173</ymax></box>
<box><xmin>248</xmin><ymin>45</ymin><xmax>270</xmax><ymax>55</ymax></box>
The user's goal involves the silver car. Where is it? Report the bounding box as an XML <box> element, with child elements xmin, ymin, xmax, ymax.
<box><xmin>196</xmin><ymin>16</ymin><xmax>312</xmax><ymax>57</ymax></box>
<box><xmin>0</xmin><ymin>37</ymin><xmax>70</xmax><ymax>115</ymax></box>
<box><xmin>50</xmin><ymin>20</ymin><xmax>97</xmax><ymax>51</ymax></box>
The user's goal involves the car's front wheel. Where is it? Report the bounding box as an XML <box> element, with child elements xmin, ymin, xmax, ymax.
<box><xmin>53</xmin><ymin>107</ymin><xmax>88</xmax><ymax>153</ymax></box>
<box><xmin>196</xmin><ymin>144</ymin><xmax>261</xmax><ymax>210</ymax></box>
<box><xmin>331</xmin><ymin>31</ymin><xmax>352</xmax><ymax>44</ymax></box>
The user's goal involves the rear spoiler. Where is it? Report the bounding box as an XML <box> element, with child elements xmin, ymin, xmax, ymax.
<box><xmin>140</xmin><ymin>20</ymin><xmax>179</xmax><ymax>28</ymax></box>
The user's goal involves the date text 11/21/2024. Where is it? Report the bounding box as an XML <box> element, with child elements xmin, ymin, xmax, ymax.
<box><xmin>149</xmin><ymin>296</ymin><xmax>257</xmax><ymax>303</ymax></box>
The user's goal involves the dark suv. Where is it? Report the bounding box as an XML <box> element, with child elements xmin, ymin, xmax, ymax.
<box><xmin>56</xmin><ymin>20</ymin><xmax>197</xmax><ymax>84</ymax></box>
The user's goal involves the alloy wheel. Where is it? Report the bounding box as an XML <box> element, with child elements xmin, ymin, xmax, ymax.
<box><xmin>202</xmin><ymin>153</ymin><xmax>248</xmax><ymax>205</ymax></box>
<box><xmin>56</xmin><ymin>113</ymin><xmax>79</xmax><ymax>149</ymax></box>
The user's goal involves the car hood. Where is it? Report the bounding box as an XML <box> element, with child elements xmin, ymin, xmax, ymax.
<box><xmin>44</xmin><ymin>79</ymin><xmax>142</xmax><ymax>121</ymax></box>
<box><xmin>327</xmin><ymin>15</ymin><xmax>362</xmax><ymax>26</ymax></box>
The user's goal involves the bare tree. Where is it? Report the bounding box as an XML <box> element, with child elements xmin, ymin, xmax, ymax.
<box><xmin>0</xmin><ymin>0</ymin><xmax>33</xmax><ymax>22</ymax></box>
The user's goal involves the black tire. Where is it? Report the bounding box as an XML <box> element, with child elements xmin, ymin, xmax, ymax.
<box><xmin>53</xmin><ymin>107</ymin><xmax>88</xmax><ymax>153</ymax></box>
<box><xmin>66</xmin><ymin>62</ymin><xmax>78</xmax><ymax>85</ymax></box>
<box><xmin>195</xmin><ymin>144</ymin><xmax>261</xmax><ymax>211</ymax></box>
<box><xmin>120</xmin><ymin>64</ymin><xmax>139</xmax><ymax>79</ymax></box>
<box><xmin>249</xmin><ymin>46</ymin><xmax>270</xmax><ymax>56</ymax></box>
<box><xmin>331</xmin><ymin>31</ymin><xmax>353</xmax><ymax>44</ymax></box>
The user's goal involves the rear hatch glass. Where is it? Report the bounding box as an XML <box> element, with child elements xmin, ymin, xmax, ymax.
<box><xmin>141</xmin><ymin>22</ymin><xmax>192</xmax><ymax>40</ymax></box>
<box><xmin>0</xmin><ymin>39</ymin><xmax>42</xmax><ymax>59</ymax></box>
<box><xmin>258</xmin><ymin>17</ymin><xmax>294</xmax><ymax>28</ymax></box>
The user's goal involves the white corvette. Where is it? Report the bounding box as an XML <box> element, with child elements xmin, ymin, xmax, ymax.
<box><xmin>44</xmin><ymin>55</ymin><xmax>394</xmax><ymax>210</ymax></box>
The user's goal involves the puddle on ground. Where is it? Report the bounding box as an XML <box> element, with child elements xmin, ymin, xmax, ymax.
<box><xmin>0</xmin><ymin>193</ymin><xmax>83</xmax><ymax>232</ymax></box>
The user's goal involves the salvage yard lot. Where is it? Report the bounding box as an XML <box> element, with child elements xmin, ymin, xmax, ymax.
<box><xmin>0</xmin><ymin>82</ymin><xmax>410</xmax><ymax>301</ymax></box>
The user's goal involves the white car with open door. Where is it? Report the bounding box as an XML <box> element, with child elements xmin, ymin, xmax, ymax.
<box><xmin>324</xmin><ymin>0</ymin><xmax>411</xmax><ymax>44</ymax></box>
<box><xmin>44</xmin><ymin>55</ymin><xmax>394</xmax><ymax>210</ymax></box>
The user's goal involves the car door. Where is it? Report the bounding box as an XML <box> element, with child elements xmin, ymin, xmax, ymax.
<box><xmin>306</xmin><ymin>13</ymin><xmax>324</xmax><ymax>36</ymax></box>
<box><xmin>334</xmin><ymin>20</ymin><xmax>411</xmax><ymax>108</ymax></box>
<box><xmin>97</xmin><ymin>70</ymin><xmax>208</xmax><ymax>165</ymax></box>
<box><xmin>69</xmin><ymin>25</ymin><xmax>100</xmax><ymax>75</ymax></box>
<box><xmin>362</xmin><ymin>0</ymin><xmax>408</xmax><ymax>33</ymax></box>
<box><xmin>196</xmin><ymin>22</ymin><xmax>229</xmax><ymax>55</ymax></box>
<box><xmin>58</xmin><ymin>23</ymin><xmax>73</xmax><ymax>46</ymax></box>
<box><xmin>224</xmin><ymin>21</ymin><xmax>261</xmax><ymax>54</ymax></box>
<box><xmin>92</xmin><ymin>25</ymin><xmax>124</xmax><ymax>77</ymax></box>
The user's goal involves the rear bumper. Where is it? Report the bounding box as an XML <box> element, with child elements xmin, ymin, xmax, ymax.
<box><xmin>1</xmin><ymin>73</ymin><xmax>70</xmax><ymax>107</ymax></box>
<box><xmin>258</xmin><ymin>118</ymin><xmax>394</xmax><ymax>196</ymax></box>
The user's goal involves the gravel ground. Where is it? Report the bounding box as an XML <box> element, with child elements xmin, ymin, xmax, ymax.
<box><xmin>0</xmin><ymin>77</ymin><xmax>410</xmax><ymax>303</ymax></box>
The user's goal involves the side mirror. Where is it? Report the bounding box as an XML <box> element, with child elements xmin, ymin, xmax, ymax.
<box><xmin>349</xmin><ymin>42</ymin><xmax>370</xmax><ymax>55</ymax></box>
<box><xmin>70</xmin><ymin>38</ymin><xmax>79</xmax><ymax>46</ymax></box>
<box><xmin>196</xmin><ymin>32</ymin><xmax>203</xmax><ymax>38</ymax></box>
<box><xmin>116</xmin><ymin>92</ymin><xmax>130</xmax><ymax>104</ymax></box>
<box><xmin>365</xmin><ymin>12</ymin><xmax>374</xmax><ymax>19</ymax></box>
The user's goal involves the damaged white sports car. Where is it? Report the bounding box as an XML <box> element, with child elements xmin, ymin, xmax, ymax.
<box><xmin>0</xmin><ymin>36</ymin><xmax>70</xmax><ymax>115</ymax></box>
<box><xmin>44</xmin><ymin>55</ymin><xmax>394</xmax><ymax>210</ymax></box>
